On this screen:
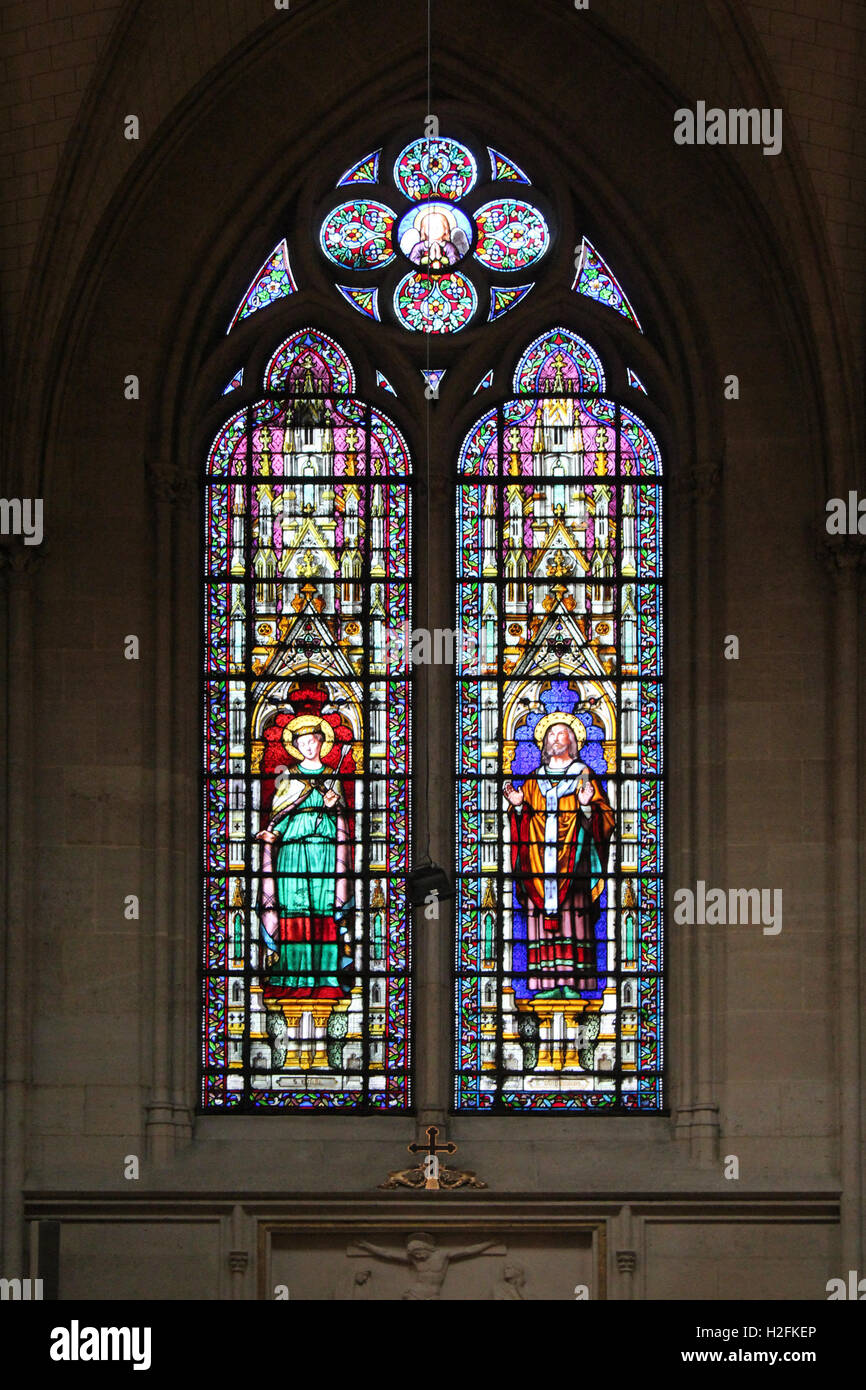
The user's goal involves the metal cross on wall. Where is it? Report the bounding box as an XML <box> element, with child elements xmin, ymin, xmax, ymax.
<box><xmin>407</xmin><ymin>1126</ymin><xmax>457</xmax><ymax>1190</ymax></box>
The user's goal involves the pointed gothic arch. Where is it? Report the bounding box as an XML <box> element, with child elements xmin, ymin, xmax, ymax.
<box><xmin>200</xmin><ymin>113</ymin><xmax>672</xmax><ymax>1121</ymax></box>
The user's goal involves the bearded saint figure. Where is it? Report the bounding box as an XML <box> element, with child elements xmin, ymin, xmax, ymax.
<box><xmin>257</xmin><ymin>689</ymin><xmax>353</xmax><ymax>1001</ymax></box>
<box><xmin>504</xmin><ymin>715</ymin><xmax>614</xmax><ymax>998</ymax></box>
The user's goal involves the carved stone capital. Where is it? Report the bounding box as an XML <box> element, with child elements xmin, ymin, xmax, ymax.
<box><xmin>228</xmin><ymin>1250</ymin><xmax>249</xmax><ymax>1274</ymax></box>
<box><xmin>0</xmin><ymin>538</ymin><xmax>45</xmax><ymax>587</ymax></box>
<box><xmin>818</xmin><ymin>532</ymin><xmax>866</xmax><ymax>588</ymax></box>
<box><xmin>147</xmin><ymin>461</ymin><xmax>197</xmax><ymax>509</ymax></box>
<box><xmin>616</xmin><ymin>1250</ymin><xmax>637</xmax><ymax>1275</ymax></box>
<box><xmin>669</xmin><ymin>454</ymin><xmax>723</xmax><ymax>503</ymax></box>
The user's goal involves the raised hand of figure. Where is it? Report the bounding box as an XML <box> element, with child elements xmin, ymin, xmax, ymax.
<box><xmin>323</xmin><ymin>789</ymin><xmax>340</xmax><ymax>808</ymax></box>
<box><xmin>503</xmin><ymin>783</ymin><xmax>524</xmax><ymax>807</ymax></box>
<box><xmin>577</xmin><ymin>776</ymin><xmax>594</xmax><ymax>806</ymax></box>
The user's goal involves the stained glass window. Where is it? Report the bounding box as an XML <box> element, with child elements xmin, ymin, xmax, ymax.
<box><xmin>474</xmin><ymin>200</ymin><xmax>549</xmax><ymax>272</ymax></box>
<box><xmin>337</xmin><ymin>149</ymin><xmax>381</xmax><ymax>186</ymax></box>
<box><xmin>488</xmin><ymin>147</ymin><xmax>530</xmax><ymax>184</ymax></box>
<box><xmin>394</xmin><ymin>271</ymin><xmax>477</xmax><ymax>333</ymax></box>
<box><xmin>627</xmin><ymin>368</ymin><xmax>648</xmax><ymax>395</ymax></box>
<box><xmin>317</xmin><ymin>136</ymin><xmax>550</xmax><ymax>333</ymax></box>
<box><xmin>420</xmin><ymin>368</ymin><xmax>446</xmax><ymax>394</ymax></box>
<box><xmin>320</xmin><ymin>201</ymin><xmax>397</xmax><ymax>271</ymax></box>
<box><xmin>336</xmin><ymin>285</ymin><xmax>380</xmax><ymax>320</ymax></box>
<box><xmin>489</xmin><ymin>285</ymin><xmax>534</xmax><ymax>321</ymax></box>
<box><xmin>572</xmin><ymin>238</ymin><xmax>642</xmax><ymax>330</ymax></box>
<box><xmin>228</xmin><ymin>240</ymin><xmax>298</xmax><ymax>332</ymax></box>
<box><xmin>203</xmin><ymin>327</ymin><xmax>413</xmax><ymax>1111</ymax></box>
<box><xmin>394</xmin><ymin>136</ymin><xmax>477</xmax><ymax>201</ymax></box>
<box><xmin>376</xmin><ymin>370</ymin><xmax>397</xmax><ymax>396</ymax></box>
<box><xmin>455</xmin><ymin>327</ymin><xmax>663</xmax><ymax>1112</ymax></box>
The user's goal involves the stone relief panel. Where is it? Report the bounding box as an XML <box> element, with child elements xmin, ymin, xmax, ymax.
<box><xmin>268</xmin><ymin>1227</ymin><xmax>598</xmax><ymax>1300</ymax></box>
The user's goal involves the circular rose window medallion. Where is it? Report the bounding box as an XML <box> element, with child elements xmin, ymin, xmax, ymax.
<box><xmin>396</xmin><ymin>202</ymin><xmax>474</xmax><ymax>271</ymax></box>
<box><xmin>319</xmin><ymin>137</ymin><xmax>550</xmax><ymax>332</ymax></box>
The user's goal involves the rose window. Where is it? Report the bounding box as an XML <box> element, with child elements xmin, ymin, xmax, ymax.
<box><xmin>317</xmin><ymin>137</ymin><xmax>551</xmax><ymax>333</ymax></box>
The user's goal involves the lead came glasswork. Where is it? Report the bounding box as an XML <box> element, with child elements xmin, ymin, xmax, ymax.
<box><xmin>474</xmin><ymin>199</ymin><xmax>550</xmax><ymax>272</ymax></box>
<box><xmin>397</xmin><ymin>202</ymin><xmax>474</xmax><ymax>270</ymax></box>
<box><xmin>455</xmin><ymin>327</ymin><xmax>663</xmax><ymax>1112</ymax></box>
<box><xmin>487</xmin><ymin>146</ymin><xmax>531</xmax><ymax>184</ymax></box>
<box><xmin>319</xmin><ymin>200</ymin><xmax>397</xmax><ymax>270</ymax></box>
<box><xmin>394</xmin><ymin>270</ymin><xmax>477</xmax><ymax>334</ymax></box>
<box><xmin>318</xmin><ymin>137</ymin><xmax>551</xmax><ymax>333</ymax></box>
<box><xmin>337</xmin><ymin>149</ymin><xmax>381</xmax><ymax>186</ymax></box>
<box><xmin>336</xmin><ymin>286</ymin><xmax>381</xmax><ymax>320</ymax></box>
<box><xmin>227</xmin><ymin>240</ymin><xmax>298</xmax><ymax>332</ymax></box>
<box><xmin>394</xmin><ymin>136</ymin><xmax>477</xmax><ymax>201</ymax></box>
<box><xmin>572</xmin><ymin>238</ymin><xmax>643</xmax><ymax>331</ymax></box>
<box><xmin>489</xmin><ymin>284</ymin><xmax>535</xmax><ymax>322</ymax></box>
<box><xmin>203</xmin><ymin>328</ymin><xmax>413</xmax><ymax>1111</ymax></box>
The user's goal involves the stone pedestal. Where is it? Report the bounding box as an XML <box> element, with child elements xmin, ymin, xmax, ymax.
<box><xmin>517</xmin><ymin>998</ymin><xmax>602</xmax><ymax>1071</ymax></box>
<box><xmin>266</xmin><ymin>998</ymin><xmax>351</xmax><ymax>1071</ymax></box>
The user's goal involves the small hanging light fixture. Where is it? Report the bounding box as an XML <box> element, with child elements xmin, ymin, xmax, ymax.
<box><xmin>407</xmin><ymin>857</ymin><xmax>453</xmax><ymax>907</ymax></box>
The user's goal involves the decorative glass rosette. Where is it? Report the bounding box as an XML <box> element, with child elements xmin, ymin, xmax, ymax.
<box><xmin>318</xmin><ymin>138</ymin><xmax>551</xmax><ymax>333</ymax></box>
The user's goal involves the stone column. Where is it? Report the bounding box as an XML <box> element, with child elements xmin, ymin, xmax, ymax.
<box><xmin>144</xmin><ymin>464</ymin><xmax>183</xmax><ymax>1161</ymax></box>
<box><xmin>822</xmin><ymin>536</ymin><xmax>864</xmax><ymax>1272</ymax></box>
<box><xmin>170</xmin><ymin>475</ymin><xmax>198</xmax><ymax>1142</ymax></box>
<box><xmin>0</xmin><ymin>545</ymin><xmax>40</xmax><ymax>1271</ymax></box>
<box><xmin>417</xmin><ymin>449</ymin><xmax>450</xmax><ymax>1130</ymax></box>
<box><xmin>672</xmin><ymin>458</ymin><xmax>723</xmax><ymax>1162</ymax></box>
<box><xmin>616</xmin><ymin>1250</ymin><xmax>637</xmax><ymax>1299</ymax></box>
<box><xmin>228</xmin><ymin>1204</ymin><xmax>250</xmax><ymax>1300</ymax></box>
<box><xmin>614</xmin><ymin>1203</ymin><xmax>637</xmax><ymax>1299</ymax></box>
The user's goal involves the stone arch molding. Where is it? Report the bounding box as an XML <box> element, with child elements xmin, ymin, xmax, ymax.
<box><xmin>6</xmin><ymin>0</ymin><xmax>858</xmax><ymax>498</ymax></box>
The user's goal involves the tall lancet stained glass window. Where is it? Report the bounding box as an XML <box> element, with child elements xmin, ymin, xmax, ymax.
<box><xmin>456</xmin><ymin>328</ymin><xmax>663</xmax><ymax>1112</ymax></box>
<box><xmin>203</xmin><ymin>328</ymin><xmax>412</xmax><ymax>1111</ymax></box>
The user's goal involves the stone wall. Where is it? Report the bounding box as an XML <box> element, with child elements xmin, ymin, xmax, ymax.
<box><xmin>2</xmin><ymin>0</ymin><xmax>862</xmax><ymax>1298</ymax></box>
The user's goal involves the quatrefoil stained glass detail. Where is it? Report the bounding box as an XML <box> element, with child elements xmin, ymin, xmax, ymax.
<box><xmin>319</xmin><ymin>137</ymin><xmax>551</xmax><ymax>333</ymax></box>
<box><xmin>394</xmin><ymin>136</ymin><xmax>477</xmax><ymax>201</ymax></box>
<box><xmin>474</xmin><ymin>199</ymin><xmax>549</xmax><ymax>272</ymax></box>
<box><xmin>320</xmin><ymin>200</ymin><xmax>397</xmax><ymax>270</ymax></box>
<box><xmin>395</xmin><ymin>272</ymin><xmax>478</xmax><ymax>333</ymax></box>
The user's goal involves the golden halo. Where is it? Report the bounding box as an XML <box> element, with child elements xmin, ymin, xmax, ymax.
<box><xmin>533</xmin><ymin>712</ymin><xmax>587</xmax><ymax>751</ymax></box>
<box><xmin>282</xmin><ymin>714</ymin><xmax>335</xmax><ymax>761</ymax></box>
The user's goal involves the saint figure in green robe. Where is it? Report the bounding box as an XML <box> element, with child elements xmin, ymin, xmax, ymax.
<box><xmin>258</xmin><ymin>714</ymin><xmax>352</xmax><ymax>1000</ymax></box>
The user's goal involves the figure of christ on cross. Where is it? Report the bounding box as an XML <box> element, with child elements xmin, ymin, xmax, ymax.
<box><xmin>350</xmin><ymin>1233</ymin><xmax>506</xmax><ymax>1300</ymax></box>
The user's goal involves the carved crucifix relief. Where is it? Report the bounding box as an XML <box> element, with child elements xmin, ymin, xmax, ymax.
<box><xmin>346</xmin><ymin>1232</ymin><xmax>506</xmax><ymax>1300</ymax></box>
